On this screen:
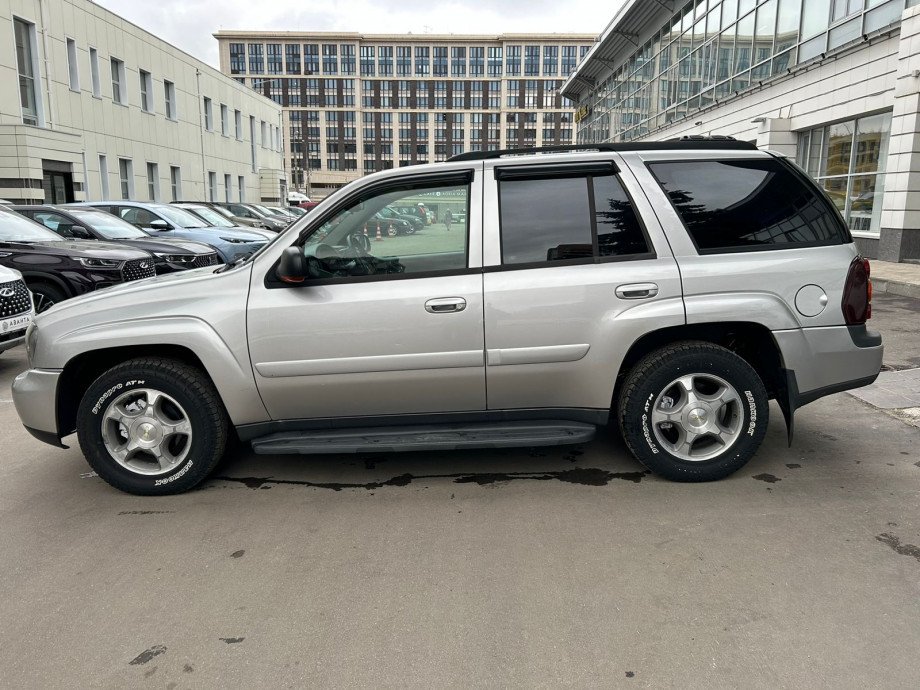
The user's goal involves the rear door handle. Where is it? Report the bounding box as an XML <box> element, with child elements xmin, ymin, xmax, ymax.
<box><xmin>615</xmin><ymin>283</ymin><xmax>659</xmax><ymax>300</ymax></box>
<box><xmin>425</xmin><ymin>297</ymin><xmax>467</xmax><ymax>313</ymax></box>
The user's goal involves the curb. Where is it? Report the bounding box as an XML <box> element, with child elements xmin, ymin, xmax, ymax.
<box><xmin>872</xmin><ymin>278</ymin><xmax>920</xmax><ymax>300</ymax></box>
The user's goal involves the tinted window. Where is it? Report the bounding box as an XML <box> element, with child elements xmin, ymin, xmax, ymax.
<box><xmin>650</xmin><ymin>159</ymin><xmax>849</xmax><ymax>252</ymax></box>
<box><xmin>593</xmin><ymin>176</ymin><xmax>650</xmax><ymax>257</ymax></box>
<box><xmin>499</xmin><ymin>177</ymin><xmax>592</xmax><ymax>264</ymax></box>
<box><xmin>71</xmin><ymin>210</ymin><xmax>147</xmax><ymax>239</ymax></box>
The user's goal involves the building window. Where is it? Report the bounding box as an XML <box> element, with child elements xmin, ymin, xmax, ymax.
<box><xmin>99</xmin><ymin>155</ymin><xmax>109</xmax><ymax>198</ymax></box>
<box><xmin>139</xmin><ymin>70</ymin><xmax>152</xmax><ymax>112</ymax></box>
<box><xmin>146</xmin><ymin>162</ymin><xmax>159</xmax><ymax>201</ymax></box>
<box><xmin>238</xmin><ymin>175</ymin><xmax>245</xmax><ymax>202</ymax></box>
<box><xmin>304</xmin><ymin>44</ymin><xmax>319</xmax><ymax>73</ymax></box>
<box><xmin>322</xmin><ymin>44</ymin><xmax>338</xmax><ymax>74</ymax></box>
<box><xmin>170</xmin><ymin>166</ymin><xmax>181</xmax><ymax>201</ymax></box>
<box><xmin>469</xmin><ymin>47</ymin><xmax>484</xmax><ymax>76</ymax></box>
<box><xmin>14</xmin><ymin>18</ymin><xmax>40</xmax><ymax>125</ymax></box>
<box><xmin>261</xmin><ymin>120</ymin><xmax>268</xmax><ymax>148</ymax></box>
<box><xmin>66</xmin><ymin>38</ymin><xmax>79</xmax><ymax>91</ymax></box>
<box><xmin>267</xmin><ymin>43</ymin><xmax>282</xmax><ymax>74</ymax></box>
<box><xmin>415</xmin><ymin>47</ymin><xmax>430</xmax><ymax>76</ymax></box>
<box><xmin>234</xmin><ymin>109</ymin><xmax>242</xmax><ymax>140</ymax></box>
<box><xmin>285</xmin><ymin>43</ymin><xmax>301</xmax><ymax>74</ymax></box>
<box><xmin>110</xmin><ymin>58</ymin><xmax>125</xmax><ymax>104</ymax></box>
<box><xmin>203</xmin><ymin>97</ymin><xmax>213</xmax><ymax>130</ymax></box>
<box><xmin>89</xmin><ymin>47</ymin><xmax>101</xmax><ymax>97</ymax></box>
<box><xmin>797</xmin><ymin>112</ymin><xmax>893</xmax><ymax>236</ymax></box>
<box><xmin>230</xmin><ymin>43</ymin><xmax>246</xmax><ymax>74</ymax></box>
<box><xmin>208</xmin><ymin>171</ymin><xmax>217</xmax><ymax>202</ymax></box>
<box><xmin>224</xmin><ymin>174</ymin><xmax>232</xmax><ymax>202</ymax></box>
<box><xmin>488</xmin><ymin>47</ymin><xmax>503</xmax><ymax>76</ymax></box>
<box><xmin>118</xmin><ymin>158</ymin><xmax>133</xmax><ymax>199</ymax></box>
<box><xmin>543</xmin><ymin>45</ymin><xmax>558</xmax><ymax>76</ymax></box>
<box><xmin>360</xmin><ymin>45</ymin><xmax>375</xmax><ymax>76</ymax></box>
<box><xmin>164</xmin><ymin>80</ymin><xmax>176</xmax><ymax>119</ymax></box>
<box><xmin>341</xmin><ymin>44</ymin><xmax>356</xmax><ymax>74</ymax></box>
<box><xmin>561</xmin><ymin>45</ymin><xmax>577</xmax><ymax>76</ymax></box>
<box><xmin>221</xmin><ymin>103</ymin><xmax>229</xmax><ymax>135</ymax></box>
<box><xmin>248</xmin><ymin>43</ymin><xmax>264</xmax><ymax>73</ymax></box>
<box><xmin>250</xmin><ymin>115</ymin><xmax>257</xmax><ymax>171</ymax></box>
<box><xmin>506</xmin><ymin>45</ymin><xmax>521</xmax><ymax>76</ymax></box>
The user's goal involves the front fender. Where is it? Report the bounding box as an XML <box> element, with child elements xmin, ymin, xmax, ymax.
<box><xmin>51</xmin><ymin>316</ymin><xmax>270</xmax><ymax>425</ymax></box>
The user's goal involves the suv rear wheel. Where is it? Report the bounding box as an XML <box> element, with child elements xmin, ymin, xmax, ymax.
<box><xmin>617</xmin><ymin>342</ymin><xmax>769</xmax><ymax>482</ymax></box>
<box><xmin>29</xmin><ymin>282</ymin><xmax>65</xmax><ymax>313</ymax></box>
<box><xmin>76</xmin><ymin>358</ymin><xmax>229</xmax><ymax>495</ymax></box>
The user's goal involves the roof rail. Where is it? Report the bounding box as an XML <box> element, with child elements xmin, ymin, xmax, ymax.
<box><xmin>448</xmin><ymin>137</ymin><xmax>757</xmax><ymax>162</ymax></box>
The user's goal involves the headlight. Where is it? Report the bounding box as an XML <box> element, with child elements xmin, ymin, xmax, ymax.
<box><xmin>77</xmin><ymin>257</ymin><xmax>124</xmax><ymax>268</ymax></box>
<box><xmin>220</xmin><ymin>237</ymin><xmax>251</xmax><ymax>244</ymax></box>
<box><xmin>154</xmin><ymin>253</ymin><xmax>196</xmax><ymax>263</ymax></box>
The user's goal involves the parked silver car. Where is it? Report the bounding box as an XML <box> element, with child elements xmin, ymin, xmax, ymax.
<box><xmin>12</xmin><ymin>139</ymin><xmax>882</xmax><ymax>494</ymax></box>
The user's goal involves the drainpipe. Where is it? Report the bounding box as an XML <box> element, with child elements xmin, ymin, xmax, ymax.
<box><xmin>195</xmin><ymin>69</ymin><xmax>207</xmax><ymax>199</ymax></box>
<box><xmin>37</xmin><ymin>0</ymin><xmax>54</xmax><ymax>129</ymax></box>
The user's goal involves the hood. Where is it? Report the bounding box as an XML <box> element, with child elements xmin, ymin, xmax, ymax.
<box><xmin>108</xmin><ymin>237</ymin><xmax>217</xmax><ymax>255</ymax></box>
<box><xmin>227</xmin><ymin>225</ymin><xmax>275</xmax><ymax>240</ymax></box>
<box><xmin>151</xmin><ymin>227</ymin><xmax>267</xmax><ymax>244</ymax></box>
<box><xmin>36</xmin><ymin>262</ymin><xmax>249</xmax><ymax>321</ymax></box>
<box><xmin>0</xmin><ymin>264</ymin><xmax>22</xmax><ymax>282</ymax></box>
<box><xmin>0</xmin><ymin>239</ymin><xmax>151</xmax><ymax>260</ymax></box>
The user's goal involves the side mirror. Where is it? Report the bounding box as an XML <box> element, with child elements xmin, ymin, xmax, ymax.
<box><xmin>71</xmin><ymin>226</ymin><xmax>93</xmax><ymax>239</ymax></box>
<box><xmin>149</xmin><ymin>219</ymin><xmax>169</xmax><ymax>230</ymax></box>
<box><xmin>276</xmin><ymin>246</ymin><xmax>306</xmax><ymax>284</ymax></box>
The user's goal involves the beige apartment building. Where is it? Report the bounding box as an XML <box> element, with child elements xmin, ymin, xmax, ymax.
<box><xmin>215</xmin><ymin>31</ymin><xmax>596</xmax><ymax>197</ymax></box>
<box><xmin>2</xmin><ymin>0</ymin><xmax>285</xmax><ymax>205</ymax></box>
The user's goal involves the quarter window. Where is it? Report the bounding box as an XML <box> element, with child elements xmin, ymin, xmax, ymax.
<box><xmin>498</xmin><ymin>170</ymin><xmax>649</xmax><ymax>265</ymax></box>
<box><xmin>649</xmin><ymin>158</ymin><xmax>849</xmax><ymax>252</ymax></box>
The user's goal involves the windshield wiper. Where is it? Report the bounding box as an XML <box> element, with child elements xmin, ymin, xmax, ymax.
<box><xmin>214</xmin><ymin>253</ymin><xmax>253</xmax><ymax>273</ymax></box>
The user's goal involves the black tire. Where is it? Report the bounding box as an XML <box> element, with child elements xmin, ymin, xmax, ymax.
<box><xmin>29</xmin><ymin>282</ymin><xmax>66</xmax><ymax>313</ymax></box>
<box><xmin>617</xmin><ymin>341</ymin><xmax>769</xmax><ymax>482</ymax></box>
<box><xmin>76</xmin><ymin>358</ymin><xmax>229</xmax><ymax>495</ymax></box>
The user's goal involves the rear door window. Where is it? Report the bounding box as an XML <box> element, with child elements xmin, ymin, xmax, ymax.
<box><xmin>497</xmin><ymin>168</ymin><xmax>651</xmax><ymax>267</ymax></box>
<box><xmin>649</xmin><ymin>158</ymin><xmax>850</xmax><ymax>253</ymax></box>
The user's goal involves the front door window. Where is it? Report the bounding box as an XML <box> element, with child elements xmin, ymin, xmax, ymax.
<box><xmin>300</xmin><ymin>179</ymin><xmax>470</xmax><ymax>279</ymax></box>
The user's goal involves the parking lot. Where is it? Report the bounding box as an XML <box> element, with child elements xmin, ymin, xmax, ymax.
<box><xmin>0</xmin><ymin>294</ymin><xmax>917</xmax><ymax>687</ymax></box>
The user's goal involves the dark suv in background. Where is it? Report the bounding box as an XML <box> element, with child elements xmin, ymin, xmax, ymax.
<box><xmin>0</xmin><ymin>208</ymin><xmax>155</xmax><ymax>312</ymax></box>
<box><xmin>12</xmin><ymin>206</ymin><xmax>219</xmax><ymax>273</ymax></box>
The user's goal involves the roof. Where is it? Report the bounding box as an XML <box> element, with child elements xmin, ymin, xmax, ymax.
<box><xmin>213</xmin><ymin>30</ymin><xmax>597</xmax><ymax>43</ymax></box>
<box><xmin>561</xmin><ymin>0</ymin><xmax>667</xmax><ymax>100</ymax></box>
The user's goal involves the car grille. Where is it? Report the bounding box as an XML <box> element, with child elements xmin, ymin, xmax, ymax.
<box><xmin>192</xmin><ymin>252</ymin><xmax>220</xmax><ymax>268</ymax></box>
<box><xmin>0</xmin><ymin>280</ymin><xmax>32</xmax><ymax>318</ymax></box>
<box><xmin>121</xmin><ymin>258</ymin><xmax>156</xmax><ymax>282</ymax></box>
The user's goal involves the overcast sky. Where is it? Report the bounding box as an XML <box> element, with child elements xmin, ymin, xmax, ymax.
<box><xmin>96</xmin><ymin>0</ymin><xmax>609</xmax><ymax>68</ymax></box>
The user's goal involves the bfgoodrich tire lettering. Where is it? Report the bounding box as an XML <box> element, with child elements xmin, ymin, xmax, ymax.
<box><xmin>618</xmin><ymin>341</ymin><xmax>769</xmax><ymax>482</ymax></box>
<box><xmin>76</xmin><ymin>358</ymin><xmax>229</xmax><ymax>495</ymax></box>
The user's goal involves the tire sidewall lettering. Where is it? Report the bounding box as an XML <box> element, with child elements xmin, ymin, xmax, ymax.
<box><xmin>91</xmin><ymin>379</ymin><xmax>146</xmax><ymax>415</ymax></box>
<box><xmin>641</xmin><ymin>392</ymin><xmax>659</xmax><ymax>454</ymax></box>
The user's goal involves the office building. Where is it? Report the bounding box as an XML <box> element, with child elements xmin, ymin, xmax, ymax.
<box><xmin>562</xmin><ymin>0</ymin><xmax>920</xmax><ymax>262</ymax></box>
<box><xmin>2</xmin><ymin>0</ymin><xmax>285</xmax><ymax>205</ymax></box>
<box><xmin>215</xmin><ymin>31</ymin><xmax>595</xmax><ymax>197</ymax></box>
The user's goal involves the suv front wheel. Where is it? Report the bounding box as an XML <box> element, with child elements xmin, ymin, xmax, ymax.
<box><xmin>76</xmin><ymin>358</ymin><xmax>229</xmax><ymax>495</ymax></box>
<box><xmin>617</xmin><ymin>342</ymin><xmax>769</xmax><ymax>482</ymax></box>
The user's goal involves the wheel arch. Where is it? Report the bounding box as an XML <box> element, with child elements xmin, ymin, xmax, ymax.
<box><xmin>21</xmin><ymin>272</ymin><xmax>73</xmax><ymax>298</ymax></box>
<box><xmin>614</xmin><ymin>321</ymin><xmax>787</xmax><ymax>412</ymax></box>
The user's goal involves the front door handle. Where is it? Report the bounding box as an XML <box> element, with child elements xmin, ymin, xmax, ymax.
<box><xmin>615</xmin><ymin>283</ymin><xmax>659</xmax><ymax>300</ymax></box>
<box><xmin>425</xmin><ymin>297</ymin><xmax>467</xmax><ymax>314</ymax></box>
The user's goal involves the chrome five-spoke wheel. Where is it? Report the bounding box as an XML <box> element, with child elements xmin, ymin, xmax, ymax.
<box><xmin>651</xmin><ymin>373</ymin><xmax>743</xmax><ymax>462</ymax></box>
<box><xmin>100</xmin><ymin>388</ymin><xmax>193</xmax><ymax>475</ymax></box>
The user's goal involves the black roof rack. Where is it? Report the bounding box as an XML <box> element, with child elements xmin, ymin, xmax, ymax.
<box><xmin>448</xmin><ymin>136</ymin><xmax>757</xmax><ymax>162</ymax></box>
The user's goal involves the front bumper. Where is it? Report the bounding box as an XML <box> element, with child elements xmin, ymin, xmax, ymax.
<box><xmin>12</xmin><ymin>368</ymin><xmax>63</xmax><ymax>445</ymax></box>
<box><xmin>773</xmin><ymin>324</ymin><xmax>883</xmax><ymax>408</ymax></box>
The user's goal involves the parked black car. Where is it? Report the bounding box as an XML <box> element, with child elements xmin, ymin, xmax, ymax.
<box><xmin>11</xmin><ymin>206</ymin><xmax>220</xmax><ymax>273</ymax></box>
<box><xmin>0</xmin><ymin>208</ymin><xmax>156</xmax><ymax>312</ymax></box>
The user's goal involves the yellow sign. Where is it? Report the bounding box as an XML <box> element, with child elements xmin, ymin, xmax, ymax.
<box><xmin>574</xmin><ymin>105</ymin><xmax>592</xmax><ymax>123</ymax></box>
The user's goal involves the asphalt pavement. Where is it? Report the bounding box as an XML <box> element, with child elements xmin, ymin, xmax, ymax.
<box><xmin>0</xmin><ymin>294</ymin><xmax>918</xmax><ymax>688</ymax></box>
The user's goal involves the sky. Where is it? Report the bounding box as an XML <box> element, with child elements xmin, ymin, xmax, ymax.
<box><xmin>96</xmin><ymin>0</ymin><xmax>609</xmax><ymax>69</ymax></box>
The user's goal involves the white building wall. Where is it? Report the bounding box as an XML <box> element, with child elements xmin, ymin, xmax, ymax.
<box><xmin>0</xmin><ymin>0</ymin><xmax>285</xmax><ymax>204</ymax></box>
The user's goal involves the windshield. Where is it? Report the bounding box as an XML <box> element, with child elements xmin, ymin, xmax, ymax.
<box><xmin>185</xmin><ymin>206</ymin><xmax>234</xmax><ymax>227</ymax></box>
<box><xmin>0</xmin><ymin>210</ymin><xmax>65</xmax><ymax>242</ymax></box>
<box><xmin>151</xmin><ymin>205</ymin><xmax>207</xmax><ymax>228</ymax></box>
<box><xmin>71</xmin><ymin>210</ymin><xmax>147</xmax><ymax>239</ymax></box>
<box><xmin>211</xmin><ymin>205</ymin><xmax>236</xmax><ymax>219</ymax></box>
<box><xmin>252</xmin><ymin>204</ymin><xmax>277</xmax><ymax>216</ymax></box>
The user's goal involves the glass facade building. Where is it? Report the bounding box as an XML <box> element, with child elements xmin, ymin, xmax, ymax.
<box><xmin>574</xmin><ymin>0</ymin><xmax>914</xmax><ymax>145</ymax></box>
<box><xmin>564</xmin><ymin>0</ymin><xmax>920</xmax><ymax>260</ymax></box>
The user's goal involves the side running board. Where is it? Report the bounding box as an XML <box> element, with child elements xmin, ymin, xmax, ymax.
<box><xmin>250</xmin><ymin>421</ymin><xmax>596</xmax><ymax>455</ymax></box>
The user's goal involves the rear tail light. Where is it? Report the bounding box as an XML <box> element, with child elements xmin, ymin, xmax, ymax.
<box><xmin>842</xmin><ymin>257</ymin><xmax>872</xmax><ymax>324</ymax></box>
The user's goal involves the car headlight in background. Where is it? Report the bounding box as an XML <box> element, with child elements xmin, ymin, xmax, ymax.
<box><xmin>77</xmin><ymin>257</ymin><xmax>124</xmax><ymax>268</ymax></box>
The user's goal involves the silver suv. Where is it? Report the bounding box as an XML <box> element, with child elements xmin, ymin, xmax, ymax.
<box><xmin>12</xmin><ymin>140</ymin><xmax>883</xmax><ymax>495</ymax></box>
